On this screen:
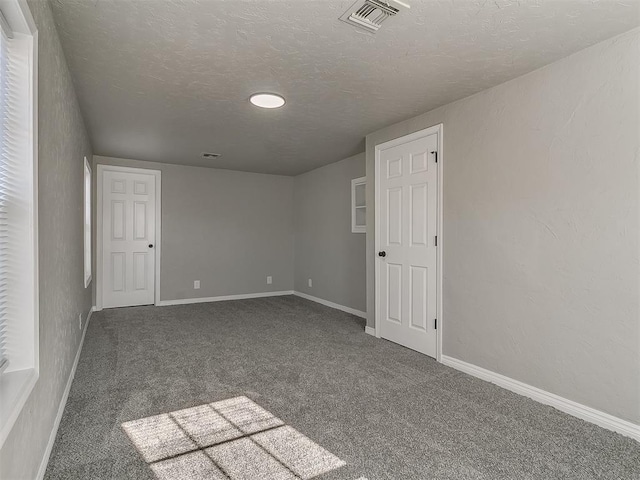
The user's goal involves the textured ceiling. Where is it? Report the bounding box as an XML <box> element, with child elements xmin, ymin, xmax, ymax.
<box><xmin>50</xmin><ymin>0</ymin><xmax>639</xmax><ymax>175</ymax></box>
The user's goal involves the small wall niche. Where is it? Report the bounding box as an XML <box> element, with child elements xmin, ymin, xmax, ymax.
<box><xmin>351</xmin><ymin>176</ymin><xmax>366</xmax><ymax>233</ymax></box>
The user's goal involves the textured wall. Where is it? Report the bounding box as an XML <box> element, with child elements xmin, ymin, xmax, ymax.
<box><xmin>365</xmin><ymin>28</ymin><xmax>640</xmax><ymax>423</ymax></box>
<box><xmin>95</xmin><ymin>156</ymin><xmax>294</xmax><ymax>301</ymax></box>
<box><xmin>0</xmin><ymin>0</ymin><xmax>94</xmax><ymax>478</ymax></box>
<box><xmin>293</xmin><ymin>153</ymin><xmax>366</xmax><ymax>312</ymax></box>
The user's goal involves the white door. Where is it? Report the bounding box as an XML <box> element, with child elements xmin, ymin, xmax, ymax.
<box><xmin>376</xmin><ymin>130</ymin><xmax>439</xmax><ymax>357</ymax></box>
<box><xmin>101</xmin><ymin>169</ymin><xmax>157</xmax><ymax>308</ymax></box>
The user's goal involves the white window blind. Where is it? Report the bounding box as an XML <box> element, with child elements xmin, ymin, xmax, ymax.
<box><xmin>84</xmin><ymin>157</ymin><xmax>91</xmax><ymax>287</ymax></box>
<box><xmin>0</xmin><ymin>9</ymin><xmax>36</xmax><ymax>374</ymax></box>
<box><xmin>0</xmin><ymin>0</ymin><xmax>37</xmax><ymax>448</ymax></box>
<box><xmin>0</xmin><ymin>17</ymin><xmax>15</xmax><ymax>374</ymax></box>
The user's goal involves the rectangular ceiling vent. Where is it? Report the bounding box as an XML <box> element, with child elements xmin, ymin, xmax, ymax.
<box><xmin>339</xmin><ymin>0</ymin><xmax>410</xmax><ymax>33</ymax></box>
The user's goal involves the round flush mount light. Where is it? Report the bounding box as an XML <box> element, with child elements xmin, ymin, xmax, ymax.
<box><xmin>249</xmin><ymin>93</ymin><xmax>286</xmax><ymax>109</ymax></box>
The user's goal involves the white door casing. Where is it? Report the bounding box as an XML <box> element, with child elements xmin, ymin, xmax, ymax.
<box><xmin>97</xmin><ymin>165</ymin><xmax>161</xmax><ymax>309</ymax></box>
<box><xmin>375</xmin><ymin>125</ymin><xmax>442</xmax><ymax>358</ymax></box>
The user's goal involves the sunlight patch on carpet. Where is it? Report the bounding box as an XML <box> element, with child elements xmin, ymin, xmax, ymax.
<box><xmin>122</xmin><ymin>413</ymin><xmax>196</xmax><ymax>463</ymax></box>
<box><xmin>151</xmin><ymin>451</ymin><xmax>227</xmax><ymax>480</ymax></box>
<box><xmin>122</xmin><ymin>396</ymin><xmax>348</xmax><ymax>479</ymax></box>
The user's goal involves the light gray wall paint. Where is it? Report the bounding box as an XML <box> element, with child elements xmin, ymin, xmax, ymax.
<box><xmin>0</xmin><ymin>1</ymin><xmax>94</xmax><ymax>478</ymax></box>
<box><xmin>293</xmin><ymin>153</ymin><xmax>366</xmax><ymax>312</ymax></box>
<box><xmin>95</xmin><ymin>156</ymin><xmax>294</xmax><ymax>301</ymax></box>
<box><xmin>366</xmin><ymin>28</ymin><xmax>639</xmax><ymax>424</ymax></box>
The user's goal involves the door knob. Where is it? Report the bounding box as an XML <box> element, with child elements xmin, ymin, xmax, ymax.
<box><xmin>149</xmin><ymin>244</ymin><xmax>154</xmax><ymax>248</ymax></box>
<box><xmin>378</xmin><ymin>251</ymin><xmax>386</xmax><ymax>257</ymax></box>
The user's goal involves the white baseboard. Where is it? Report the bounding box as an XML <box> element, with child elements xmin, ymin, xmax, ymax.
<box><xmin>157</xmin><ymin>291</ymin><xmax>294</xmax><ymax>306</ymax></box>
<box><xmin>441</xmin><ymin>355</ymin><xmax>640</xmax><ymax>442</ymax></box>
<box><xmin>365</xmin><ymin>326</ymin><xmax>376</xmax><ymax>336</ymax></box>
<box><xmin>293</xmin><ymin>291</ymin><xmax>367</xmax><ymax>319</ymax></box>
<box><xmin>36</xmin><ymin>306</ymin><xmax>95</xmax><ymax>480</ymax></box>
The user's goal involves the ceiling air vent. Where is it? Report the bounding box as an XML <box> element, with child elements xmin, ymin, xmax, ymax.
<box><xmin>202</xmin><ymin>152</ymin><xmax>221</xmax><ymax>159</ymax></box>
<box><xmin>339</xmin><ymin>0</ymin><xmax>410</xmax><ymax>33</ymax></box>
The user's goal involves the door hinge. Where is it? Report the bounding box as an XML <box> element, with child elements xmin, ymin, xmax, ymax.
<box><xmin>435</xmin><ymin>235</ymin><xmax>438</xmax><ymax>247</ymax></box>
<box><xmin>431</xmin><ymin>151</ymin><xmax>438</xmax><ymax>163</ymax></box>
<box><xmin>434</xmin><ymin>318</ymin><xmax>437</xmax><ymax>329</ymax></box>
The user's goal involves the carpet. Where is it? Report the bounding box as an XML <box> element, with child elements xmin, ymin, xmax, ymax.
<box><xmin>43</xmin><ymin>295</ymin><xmax>640</xmax><ymax>479</ymax></box>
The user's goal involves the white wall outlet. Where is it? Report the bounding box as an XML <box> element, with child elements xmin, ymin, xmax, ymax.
<box><xmin>194</xmin><ymin>280</ymin><xmax>200</xmax><ymax>289</ymax></box>
<box><xmin>266</xmin><ymin>276</ymin><xmax>273</xmax><ymax>285</ymax></box>
<box><xmin>308</xmin><ymin>278</ymin><xmax>313</xmax><ymax>287</ymax></box>
<box><xmin>78</xmin><ymin>313</ymin><xmax>82</xmax><ymax>330</ymax></box>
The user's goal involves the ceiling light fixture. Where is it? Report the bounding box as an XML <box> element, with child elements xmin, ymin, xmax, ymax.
<box><xmin>250</xmin><ymin>93</ymin><xmax>286</xmax><ymax>109</ymax></box>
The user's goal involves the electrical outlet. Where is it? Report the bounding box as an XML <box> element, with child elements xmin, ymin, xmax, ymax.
<box><xmin>78</xmin><ymin>313</ymin><xmax>82</xmax><ymax>330</ymax></box>
<box><xmin>308</xmin><ymin>278</ymin><xmax>312</xmax><ymax>287</ymax></box>
<box><xmin>194</xmin><ymin>280</ymin><xmax>200</xmax><ymax>289</ymax></box>
<box><xmin>266</xmin><ymin>276</ymin><xmax>272</xmax><ymax>285</ymax></box>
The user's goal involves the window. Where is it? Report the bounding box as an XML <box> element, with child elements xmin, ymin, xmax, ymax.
<box><xmin>0</xmin><ymin>0</ymin><xmax>38</xmax><ymax>448</ymax></box>
<box><xmin>351</xmin><ymin>176</ymin><xmax>366</xmax><ymax>233</ymax></box>
<box><xmin>84</xmin><ymin>157</ymin><xmax>91</xmax><ymax>287</ymax></box>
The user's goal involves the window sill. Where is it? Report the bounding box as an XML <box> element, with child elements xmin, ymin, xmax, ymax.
<box><xmin>0</xmin><ymin>368</ymin><xmax>37</xmax><ymax>448</ymax></box>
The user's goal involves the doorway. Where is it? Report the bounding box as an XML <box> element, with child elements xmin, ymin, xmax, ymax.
<box><xmin>374</xmin><ymin>125</ymin><xmax>443</xmax><ymax>358</ymax></box>
<box><xmin>97</xmin><ymin>165</ymin><xmax>161</xmax><ymax>309</ymax></box>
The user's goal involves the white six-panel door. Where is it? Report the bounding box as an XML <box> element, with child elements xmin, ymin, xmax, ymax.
<box><xmin>376</xmin><ymin>128</ymin><xmax>439</xmax><ymax>357</ymax></box>
<box><xmin>101</xmin><ymin>168</ymin><xmax>157</xmax><ymax>308</ymax></box>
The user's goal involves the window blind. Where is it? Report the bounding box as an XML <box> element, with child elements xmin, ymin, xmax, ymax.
<box><xmin>0</xmin><ymin>18</ymin><xmax>19</xmax><ymax>374</ymax></box>
<box><xmin>84</xmin><ymin>159</ymin><xmax>91</xmax><ymax>287</ymax></box>
<box><xmin>0</xmin><ymin>0</ymin><xmax>37</xmax><ymax>446</ymax></box>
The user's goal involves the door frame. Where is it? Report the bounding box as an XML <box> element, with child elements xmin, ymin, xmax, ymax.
<box><xmin>374</xmin><ymin>124</ymin><xmax>443</xmax><ymax>361</ymax></box>
<box><xmin>96</xmin><ymin>164</ymin><xmax>162</xmax><ymax>310</ymax></box>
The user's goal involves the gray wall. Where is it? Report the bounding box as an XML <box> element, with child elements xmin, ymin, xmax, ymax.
<box><xmin>0</xmin><ymin>1</ymin><xmax>94</xmax><ymax>478</ymax></box>
<box><xmin>293</xmin><ymin>153</ymin><xmax>366</xmax><ymax>312</ymax></box>
<box><xmin>366</xmin><ymin>28</ymin><xmax>639</xmax><ymax>423</ymax></box>
<box><xmin>95</xmin><ymin>156</ymin><xmax>294</xmax><ymax>301</ymax></box>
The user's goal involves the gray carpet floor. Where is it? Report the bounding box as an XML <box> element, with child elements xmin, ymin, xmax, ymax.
<box><xmin>44</xmin><ymin>296</ymin><xmax>639</xmax><ymax>480</ymax></box>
